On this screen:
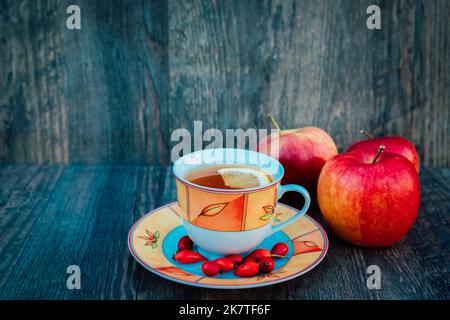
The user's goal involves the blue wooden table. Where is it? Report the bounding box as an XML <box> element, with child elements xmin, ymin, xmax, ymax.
<box><xmin>0</xmin><ymin>165</ymin><xmax>448</xmax><ymax>299</ymax></box>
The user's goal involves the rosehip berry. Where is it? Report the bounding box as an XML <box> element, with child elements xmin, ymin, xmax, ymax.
<box><xmin>244</xmin><ymin>256</ymin><xmax>257</xmax><ymax>263</ymax></box>
<box><xmin>225</xmin><ymin>254</ymin><xmax>243</xmax><ymax>265</ymax></box>
<box><xmin>213</xmin><ymin>258</ymin><xmax>235</xmax><ymax>272</ymax></box>
<box><xmin>201</xmin><ymin>261</ymin><xmax>222</xmax><ymax>277</ymax></box>
<box><xmin>234</xmin><ymin>261</ymin><xmax>260</xmax><ymax>277</ymax></box>
<box><xmin>271</xmin><ymin>242</ymin><xmax>288</xmax><ymax>258</ymax></box>
<box><xmin>177</xmin><ymin>235</ymin><xmax>193</xmax><ymax>251</ymax></box>
<box><xmin>173</xmin><ymin>250</ymin><xmax>207</xmax><ymax>264</ymax></box>
<box><xmin>248</xmin><ymin>248</ymin><xmax>271</xmax><ymax>260</ymax></box>
<box><xmin>258</xmin><ymin>256</ymin><xmax>275</xmax><ymax>273</ymax></box>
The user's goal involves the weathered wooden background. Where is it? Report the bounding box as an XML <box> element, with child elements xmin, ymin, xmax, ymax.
<box><xmin>1</xmin><ymin>0</ymin><xmax>449</xmax><ymax>166</ymax></box>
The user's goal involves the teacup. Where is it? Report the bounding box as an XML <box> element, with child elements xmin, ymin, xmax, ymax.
<box><xmin>173</xmin><ymin>148</ymin><xmax>310</xmax><ymax>254</ymax></box>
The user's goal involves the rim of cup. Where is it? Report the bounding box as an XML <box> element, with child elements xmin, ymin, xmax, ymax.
<box><xmin>173</xmin><ymin>148</ymin><xmax>284</xmax><ymax>193</ymax></box>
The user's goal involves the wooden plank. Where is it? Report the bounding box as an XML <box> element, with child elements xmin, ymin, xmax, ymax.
<box><xmin>0</xmin><ymin>165</ymin><xmax>65</xmax><ymax>290</ymax></box>
<box><xmin>0</xmin><ymin>165</ymin><xmax>448</xmax><ymax>299</ymax></box>
<box><xmin>0</xmin><ymin>0</ymin><xmax>449</xmax><ymax>166</ymax></box>
<box><xmin>167</xmin><ymin>0</ymin><xmax>450</xmax><ymax>167</ymax></box>
<box><xmin>0</xmin><ymin>0</ymin><xmax>170</xmax><ymax>164</ymax></box>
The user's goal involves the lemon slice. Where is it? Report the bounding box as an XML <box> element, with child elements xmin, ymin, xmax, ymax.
<box><xmin>217</xmin><ymin>167</ymin><xmax>271</xmax><ymax>189</ymax></box>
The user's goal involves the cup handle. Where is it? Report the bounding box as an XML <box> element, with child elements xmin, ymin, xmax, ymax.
<box><xmin>270</xmin><ymin>184</ymin><xmax>310</xmax><ymax>234</ymax></box>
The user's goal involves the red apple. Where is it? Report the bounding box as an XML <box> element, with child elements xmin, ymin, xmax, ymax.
<box><xmin>347</xmin><ymin>131</ymin><xmax>420</xmax><ymax>173</ymax></box>
<box><xmin>317</xmin><ymin>146</ymin><xmax>420</xmax><ymax>247</ymax></box>
<box><xmin>258</xmin><ymin>117</ymin><xmax>338</xmax><ymax>207</ymax></box>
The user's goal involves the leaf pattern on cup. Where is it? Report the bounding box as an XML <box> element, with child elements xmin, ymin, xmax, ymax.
<box><xmin>259</xmin><ymin>205</ymin><xmax>275</xmax><ymax>221</ymax></box>
<box><xmin>199</xmin><ymin>202</ymin><xmax>229</xmax><ymax>217</ymax></box>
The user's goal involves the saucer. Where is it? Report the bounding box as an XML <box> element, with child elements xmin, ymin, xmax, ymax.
<box><xmin>128</xmin><ymin>202</ymin><xmax>328</xmax><ymax>289</ymax></box>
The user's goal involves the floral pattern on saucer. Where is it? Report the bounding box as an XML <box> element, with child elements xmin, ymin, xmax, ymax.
<box><xmin>128</xmin><ymin>202</ymin><xmax>328</xmax><ymax>289</ymax></box>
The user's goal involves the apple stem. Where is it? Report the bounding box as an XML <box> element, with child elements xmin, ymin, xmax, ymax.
<box><xmin>267</xmin><ymin>114</ymin><xmax>282</xmax><ymax>131</ymax></box>
<box><xmin>372</xmin><ymin>145</ymin><xmax>385</xmax><ymax>163</ymax></box>
<box><xmin>360</xmin><ymin>130</ymin><xmax>375</xmax><ymax>139</ymax></box>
